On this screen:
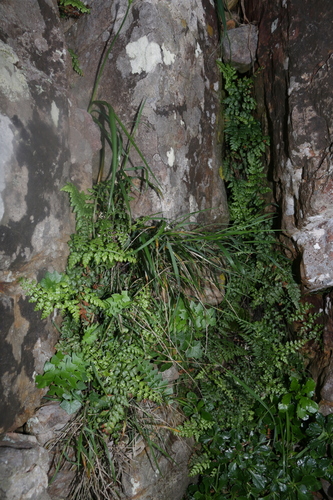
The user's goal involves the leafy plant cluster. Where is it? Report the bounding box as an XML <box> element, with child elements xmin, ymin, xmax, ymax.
<box><xmin>20</xmin><ymin>175</ymin><xmax>254</xmax><ymax>435</ymax></box>
<box><xmin>58</xmin><ymin>0</ymin><xmax>90</xmax><ymax>18</ymax></box>
<box><xmin>20</xmin><ymin>2</ymin><xmax>330</xmax><ymax>494</ymax></box>
<box><xmin>185</xmin><ymin>64</ymin><xmax>329</xmax><ymax>498</ymax></box>
<box><xmin>21</xmin><ymin>57</ymin><xmax>261</xmax><ymax>493</ymax></box>
<box><xmin>21</xmin><ymin>179</ymin><xmax>261</xmax><ymax>498</ymax></box>
<box><xmin>188</xmin><ymin>378</ymin><xmax>333</xmax><ymax>499</ymax></box>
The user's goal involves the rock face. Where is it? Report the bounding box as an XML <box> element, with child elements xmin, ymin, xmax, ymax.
<box><xmin>0</xmin><ymin>0</ymin><xmax>100</xmax><ymax>433</ymax></box>
<box><xmin>245</xmin><ymin>0</ymin><xmax>333</xmax><ymax>415</ymax></box>
<box><xmin>122</xmin><ymin>437</ymin><xmax>194</xmax><ymax>500</ymax></box>
<box><xmin>0</xmin><ymin>0</ymin><xmax>72</xmax><ymax>433</ymax></box>
<box><xmin>25</xmin><ymin>402</ymin><xmax>73</xmax><ymax>447</ymax></box>
<box><xmin>246</xmin><ymin>0</ymin><xmax>333</xmax><ymax>291</ymax></box>
<box><xmin>222</xmin><ymin>25</ymin><xmax>258</xmax><ymax>73</ymax></box>
<box><xmin>65</xmin><ymin>0</ymin><xmax>229</xmax><ymax>225</ymax></box>
<box><xmin>0</xmin><ymin>433</ymin><xmax>51</xmax><ymax>500</ymax></box>
<box><xmin>122</xmin><ymin>405</ymin><xmax>194</xmax><ymax>500</ymax></box>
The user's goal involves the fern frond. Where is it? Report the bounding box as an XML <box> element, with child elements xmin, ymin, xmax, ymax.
<box><xmin>61</xmin><ymin>183</ymin><xmax>93</xmax><ymax>234</ymax></box>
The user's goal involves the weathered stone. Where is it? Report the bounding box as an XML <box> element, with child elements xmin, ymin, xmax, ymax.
<box><xmin>121</xmin><ymin>404</ymin><xmax>195</xmax><ymax>500</ymax></box>
<box><xmin>246</xmin><ymin>0</ymin><xmax>333</xmax><ymax>291</ymax></box>
<box><xmin>0</xmin><ymin>0</ymin><xmax>100</xmax><ymax>434</ymax></box>
<box><xmin>68</xmin><ymin>105</ymin><xmax>101</xmax><ymax>192</ymax></box>
<box><xmin>25</xmin><ymin>402</ymin><xmax>74</xmax><ymax>446</ymax></box>
<box><xmin>25</xmin><ymin>404</ymin><xmax>76</xmax><ymax>497</ymax></box>
<box><xmin>0</xmin><ymin>433</ymin><xmax>51</xmax><ymax>500</ymax></box>
<box><xmin>47</xmin><ymin>469</ymin><xmax>76</xmax><ymax>500</ymax></box>
<box><xmin>222</xmin><ymin>25</ymin><xmax>258</xmax><ymax>73</ymax></box>
<box><xmin>122</xmin><ymin>435</ymin><xmax>194</xmax><ymax>500</ymax></box>
<box><xmin>65</xmin><ymin>0</ymin><xmax>229</xmax><ymax>226</ymax></box>
<box><xmin>161</xmin><ymin>364</ymin><xmax>180</xmax><ymax>384</ymax></box>
<box><xmin>0</xmin><ymin>0</ymin><xmax>73</xmax><ymax>433</ymax></box>
<box><xmin>0</xmin><ymin>431</ymin><xmax>39</xmax><ymax>449</ymax></box>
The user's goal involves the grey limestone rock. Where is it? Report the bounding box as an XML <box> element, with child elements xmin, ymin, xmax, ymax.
<box><xmin>65</xmin><ymin>0</ymin><xmax>229</xmax><ymax>226</ymax></box>
<box><xmin>0</xmin><ymin>0</ymin><xmax>72</xmax><ymax>433</ymax></box>
<box><xmin>0</xmin><ymin>434</ymin><xmax>51</xmax><ymax>500</ymax></box>
<box><xmin>222</xmin><ymin>25</ymin><xmax>258</xmax><ymax>73</ymax></box>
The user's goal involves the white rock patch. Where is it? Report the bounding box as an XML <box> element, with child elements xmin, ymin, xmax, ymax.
<box><xmin>126</xmin><ymin>36</ymin><xmax>162</xmax><ymax>74</ymax></box>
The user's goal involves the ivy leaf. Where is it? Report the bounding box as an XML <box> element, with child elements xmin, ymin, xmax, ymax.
<box><xmin>186</xmin><ymin>342</ymin><xmax>203</xmax><ymax>359</ymax></box>
<box><xmin>302</xmin><ymin>379</ymin><xmax>316</xmax><ymax>397</ymax></box>
<box><xmin>76</xmin><ymin>381</ymin><xmax>87</xmax><ymax>390</ymax></box>
<box><xmin>47</xmin><ymin>352</ymin><xmax>65</xmax><ymax>367</ymax></box>
<box><xmin>278</xmin><ymin>393</ymin><xmax>292</xmax><ymax>412</ymax></box>
<box><xmin>35</xmin><ymin>374</ymin><xmax>49</xmax><ymax>388</ymax></box>
<box><xmin>60</xmin><ymin>399</ymin><xmax>82</xmax><ymax>415</ymax></box>
<box><xmin>297</xmin><ymin>397</ymin><xmax>318</xmax><ymax>420</ymax></box>
<box><xmin>43</xmin><ymin>361</ymin><xmax>56</xmax><ymax>372</ymax></box>
<box><xmin>104</xmin><ymin>291</ymin><xmax>131</xmax><ymax>316</ymax></box>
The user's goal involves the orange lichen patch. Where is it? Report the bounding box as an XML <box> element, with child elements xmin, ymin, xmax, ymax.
<box><xmin>0</xmin><ymin>281</ymin><xmax>13</xmax><ymax>294</ymax></box>
<box><xmin>206</xmin><ymin>24</ymin><xmax>214</xmax><ymax>37</ymax></box>
<box><xmin>227</xmin><ymin>19</ymin><xmax>237</xmax><ymax>30</ymax></box>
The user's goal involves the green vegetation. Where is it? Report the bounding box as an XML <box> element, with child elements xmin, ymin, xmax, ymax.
<box><xmin>20</xmin><ymin>99</ymin><xmax>263</xmax><ymax>496</ymax></box>
<box><xmin>68</xmin><ymin>49</ymin><xmax>83</xmax><ymax>76</ymax></box>
<box><xmin>58</xmin><ymin>0</ymin><xmax>91</xmax><ymax>18</ymax></box>
<box><xmin>184</xmin><ymin>64</ymin><xmax>332</xmax><ymax>499</ymax></box>
<box><xmin>20</xmin><ymin>1</ymin><xmax>332</xmax><ymax>497</ymax></box>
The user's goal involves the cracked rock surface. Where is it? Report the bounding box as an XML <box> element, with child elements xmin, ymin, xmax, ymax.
<box><xmin>247</xmin><ymin>0</ymin><xmax>333</xmax><ymax>291</ymax></box>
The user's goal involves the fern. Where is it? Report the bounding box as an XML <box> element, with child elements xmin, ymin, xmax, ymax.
<box><xmin>176</xmin><ymin>415</ymin><xmax>214</xmax><ymax>441</ymax></box>
<box><xmin>58</xmin><ymin>0</ymin><xmax>90</xmax><ymax>14</ymax></box>
<box><xmin>218</xmin><ymin>62</ymin><xmax>270</xmax><ymax>223</ymax></box>
<box><xmin>185</xmin><ymin>64</ymin><xmax>323</xmax><ymax>435</ymax></box>
<box><xmin>68</xmin><ymin>48</ymin><xmax>83</xmax><ymax>76</ymax></box>
<box><xmin>61</xmin><ymin>183</ymin><xmax>93</xmax><ymax>235</ymax></box>
<box><xmin>189</xmin><ymin>452</ymin><xmax>211</xmax><ymax>477</ymax></box>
